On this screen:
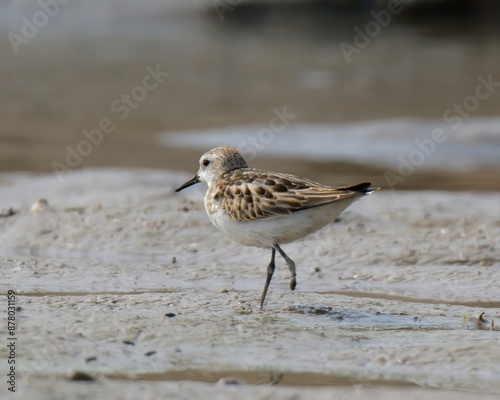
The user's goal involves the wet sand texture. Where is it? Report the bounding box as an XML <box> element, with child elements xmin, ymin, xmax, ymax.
<box><xmin>0</xmin><ymin>169</ymin><xmax>499</xmax><ymax>399</ymax></box>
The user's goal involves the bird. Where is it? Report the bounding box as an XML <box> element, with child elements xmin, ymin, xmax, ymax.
<box><xmin>175</xmin><ymin>146</ymin><xmax>378</xmax><ymax>308</ymax></box>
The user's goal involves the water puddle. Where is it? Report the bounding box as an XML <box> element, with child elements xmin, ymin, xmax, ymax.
<box><xmin>105</xmin><ymin>369</ymin><xmax>417</xmax><ymax>387</ymax></box>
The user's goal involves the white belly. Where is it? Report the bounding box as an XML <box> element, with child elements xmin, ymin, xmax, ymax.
<box><xmin>206</xmin><ymin>198</ymin><xmax>358</xmax><ymax>249</ymax></box>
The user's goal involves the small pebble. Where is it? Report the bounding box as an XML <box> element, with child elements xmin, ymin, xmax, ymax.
<box><xmin>67</xmin><ymin>371</ymin><xmax>96</xmax><ymax>381</ymax></box>
<box><xmin>0</xmin><ymin>207</ymin><xmax>16</xmax><ymax>217</ymax></box>
<box><xmin>217</xmin><ymin>377</ymin><xmax>241</xmax><ymax>385</ymax></box>
<box><xmin>30</xmin><ymin>198</ymin><xmax>49</xmax><ymax>213</ymax></box>
<box><xmin>165</xmin><ymin>313</ymin><xmax>176</xmax><ymax>318</ymax></box>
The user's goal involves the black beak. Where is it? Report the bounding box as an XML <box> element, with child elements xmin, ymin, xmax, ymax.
<box><xmin>175</xmin><ymin>174</ymin><xmax>200</xmax><ymax>192</ymax></box>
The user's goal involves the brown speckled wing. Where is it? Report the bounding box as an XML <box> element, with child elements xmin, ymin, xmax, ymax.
<box><xmin>212</xmin><ymin>168</ymin><xmax>365</xmax><ymax>222</ymax></box>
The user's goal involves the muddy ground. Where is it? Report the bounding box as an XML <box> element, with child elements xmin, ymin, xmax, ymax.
<box><xmin>0</xmin><ymin>169</ymin><xmax>499</xmax><ymax>399</ymax></box>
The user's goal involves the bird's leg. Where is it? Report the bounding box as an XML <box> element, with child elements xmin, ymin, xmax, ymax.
<box><xmin>273</xmin><ymin>244</ymin><xmax>297</xmax><ymax>291</ymax></box>
<box><xmin>260</xmin><ymin>248</ymin><xmax>276</xmax><ymax>309</ymax></box>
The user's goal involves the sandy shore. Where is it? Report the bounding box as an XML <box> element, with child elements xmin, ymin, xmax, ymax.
<box><xmin>0</xmin><ymin>169</ymin><xmax>499</xmax><ymax>398</ymax></box>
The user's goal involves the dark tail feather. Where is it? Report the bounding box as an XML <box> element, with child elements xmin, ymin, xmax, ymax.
<box><xmin>342</xmin><ymin>181</ymin><xmax>379</xmax><ymax>194</ymax></box>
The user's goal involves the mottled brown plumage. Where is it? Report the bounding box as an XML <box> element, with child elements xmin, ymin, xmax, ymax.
<box><xmin>209</xmin><ymin>168</ymin><xmax>371</xmax><ymax>222</ymax></box>
<box><xmin>175</xmin><ymin>146</ymin><xmax>378</xmax><ymax>308</ymax></box>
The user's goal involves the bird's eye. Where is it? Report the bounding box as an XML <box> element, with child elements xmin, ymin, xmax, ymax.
<box><xmin>202</xmin><ymin>159</ymin><xmax>210</xmax><ymax>167</ymax></box>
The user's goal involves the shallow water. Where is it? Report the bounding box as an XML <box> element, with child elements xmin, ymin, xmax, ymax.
<box><xmin>161</xmin><ymin>118</ymin><xmax>500</xmax><ymax>170</ymax></box>
<box><xmin>1</xmin><ymin>1</ymin><xmax>500</xmax><ymax>191</ymax></box>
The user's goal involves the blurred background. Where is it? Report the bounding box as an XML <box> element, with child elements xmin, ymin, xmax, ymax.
<box><xmin>1</xmin><ymin>0</ymin><xmax>499</xmax><ymax>190</ymax></box>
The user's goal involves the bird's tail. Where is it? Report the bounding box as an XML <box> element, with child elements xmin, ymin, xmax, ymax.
<box><xmin>342</xmin><ymin>182</ymin><xmax>379</xmax><ymax>195</ymax></box>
